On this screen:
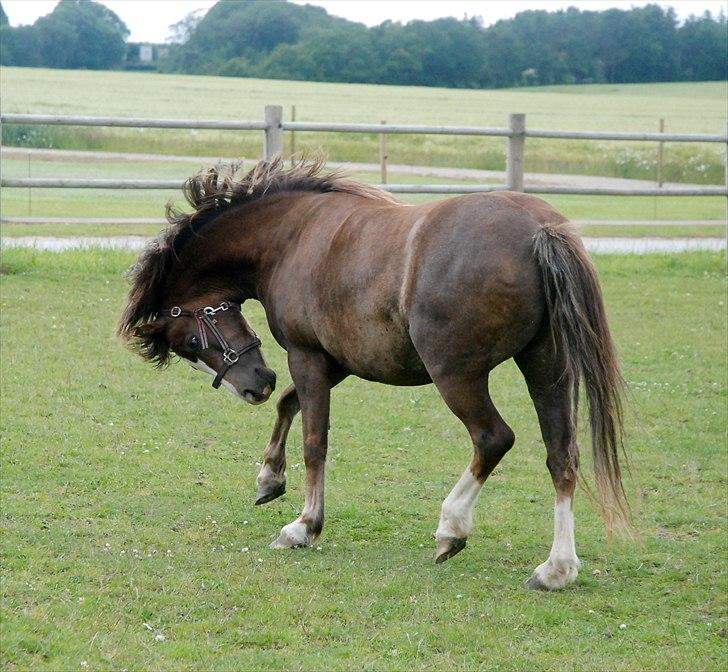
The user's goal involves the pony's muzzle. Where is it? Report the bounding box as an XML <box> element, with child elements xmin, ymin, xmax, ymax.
<box><xmin>241</xmin><ymin>367</ymin><xmax>276</xmax><ymax>404</ymax></box>
<box><xmin>243</xmin><ymin>389</ymin><xmax>272</xmax><ymax>404</ymax></box>
<box><xmin>255</xmin><ymin>367</ymin><xmax>277</xmax><ymax>392</ymax></box>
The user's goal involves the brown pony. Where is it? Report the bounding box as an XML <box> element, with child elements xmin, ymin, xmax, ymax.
<box><xmin>118</xmin><ymin>158</ymin><xmax>628</xmax><ymax>590</ymax></box>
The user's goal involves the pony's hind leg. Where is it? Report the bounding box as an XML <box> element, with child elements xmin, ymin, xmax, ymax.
<box><xmin>516</xmin><ymin>336</ymin><xmax>581</xmax><ymax>590</ymax></box>
<box><xmin>256</xmin><ymin>384</ymin><xmax>299</xmax><ymax>505</ymax></box>
<box><xmin>432</xmin><ymin>374</ymin><xmax>515</xmax><ymax>563</ymax></box>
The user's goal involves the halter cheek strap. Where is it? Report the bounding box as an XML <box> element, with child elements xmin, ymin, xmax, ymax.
<box><xmin>158</xmin><ymin>301</ymin><xmax>262</xmax><ymax>389</ymax></box>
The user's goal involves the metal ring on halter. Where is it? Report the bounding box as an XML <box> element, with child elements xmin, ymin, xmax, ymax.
<box><xmin>170</xmin><ymin>306</ymin><xmax>182</xmax><ymax>317</ymax></box>
<box><xmin>223</xmin><ymin>349</ymin><xmax>240</xmax><ymax>365</ymax></box>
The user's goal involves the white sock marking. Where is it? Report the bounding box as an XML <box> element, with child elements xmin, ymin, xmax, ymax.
<box><xmin>271</xmin><ymin>519</ymin><xmax>310</xmax><ymax>548</ymax></box>
<box><xmin>436</xmin><ymin>469</ymin><xmax>482</xmax><ymax>540</ymax></box>
<box><xmin>532</xmin><ymin>496</ymin><xmax>580</xmax><ymax>589</ymax></box>
<box><xmin>551</xmin><ymin>498</ymin><xmax>577</xmax><ymax>563</ymax></box>
<box><xmin>274</xmin><ymin>467</ymin><xmax>324</xmax><ymax>549</ymax></box>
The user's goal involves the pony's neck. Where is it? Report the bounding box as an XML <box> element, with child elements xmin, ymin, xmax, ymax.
<box><xmin>164</xmin><ymin>193</ymin><xmax>309</xmax><ymax>307</ymax></box>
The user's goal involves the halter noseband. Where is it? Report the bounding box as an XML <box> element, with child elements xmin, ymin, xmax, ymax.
<box><xmin>158</xmin><ymin>301</ymin><xmax>262</xmax><ymax>389</ymax></box>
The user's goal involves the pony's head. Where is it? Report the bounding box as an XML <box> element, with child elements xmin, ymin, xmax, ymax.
<box><xmin>131</xmin><ymin>300</ymin><xmax>276</xmax><ymax>404</ymax></box>
<box><xmin>116</xmin><ymin>161</ymin><xmax>284</xmax><ymax>404</ymax></box>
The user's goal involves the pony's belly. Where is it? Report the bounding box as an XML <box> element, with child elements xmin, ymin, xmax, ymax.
<box><xmin>352</xmin><ymin>363</ymin><xmax>432</xmax><ymax>387</ymax></box>
<box><xmin>322</xmin><ymin>329</ymin><xmax>431</xmax><ymax>386</ymax></box>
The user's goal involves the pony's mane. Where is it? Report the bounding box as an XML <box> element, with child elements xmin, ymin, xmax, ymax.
<box><xmin>117</xmin><ymin>156</ymin><xmax>395</xmax><ymax>362</ymax></box>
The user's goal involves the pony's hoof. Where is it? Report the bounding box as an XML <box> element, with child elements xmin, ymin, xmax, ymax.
<box><xmin>255</xmin><ymin>481</ymin><xmax>286</xmax><ymax>505</ymax></box>
<box><xmin>270</xmin><ymin>521</ymin><xmax>310</xmax><ymax>549</ymax></box>
<box><xmin>434</xmin><ymin>537</ymin><xmax>467</xmax><ymax>564</ymax></box>
<box><xmin>524</xmin><ymin>573</ymin><xmax>550</xmax><ymax>591</ymax></box>
<box><xmin>270</xmin><ymin>537</ymin><xmax>305</xmax><ymax>550</ymax></box>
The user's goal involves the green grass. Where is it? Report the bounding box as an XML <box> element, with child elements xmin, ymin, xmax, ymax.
<box><xmin>1</xmin><ymin>68</ymin><xmax>726</xmax><ymax>182</ymax></box>
<box><xmin>579</xmin><ymin>224</ymin><xmax>726</xmax><ymax>238</ymax></box>
<box><xmin>3</xmin><ymin>69</ymin><xmax>724</xmax><ymax>131</ymax></box>
<box><xmin>1</xmin><ymin>249</ymin><xmax>726</xmax><ymax>670</ymax></box>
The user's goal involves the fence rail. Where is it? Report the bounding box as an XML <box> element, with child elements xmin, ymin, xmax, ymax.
<box><xmin>4</xmin><ymin>112</ymin><xmax>727</xmax><ymax>143</ymax></box>
<box><xmin>2</xmin><ymin>106</ymin><xmax>727</xmax><ymax>202</ymax></box>
<box><xmin>0</xmin><ymin>113</ymin><xmax>267</xmax><ymax>131</ymax></box>
<box><xmin>2</xmin><ymin>177</ymin><xmax>722</xmax><ymax>197</ymax></box>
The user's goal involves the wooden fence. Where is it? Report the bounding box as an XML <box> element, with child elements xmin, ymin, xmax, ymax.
<box><xmin>1</xmin><ymin>106</ymin><xmax>727</xmax><ymax>205</ymax></box>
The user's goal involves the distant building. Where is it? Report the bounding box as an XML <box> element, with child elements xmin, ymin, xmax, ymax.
<box><xmin>124</xmin><ymin>43</ymin><xmax>169</xmax><ymax>70</ymax></box>
<box><xmin>139</xmin><ymin>45</ymin><xmax>153</xmax><ymax>63</ymax></box>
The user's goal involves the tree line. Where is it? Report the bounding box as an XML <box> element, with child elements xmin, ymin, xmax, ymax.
<box><xmin>1</xmin><ymin>0</ymin><xmax>725</xmax><ymax>87</ymax></box>
<box><xmin>0</xmin><ymin>0</ymin><xmax>128</xmax><ymax>70</ymax></box>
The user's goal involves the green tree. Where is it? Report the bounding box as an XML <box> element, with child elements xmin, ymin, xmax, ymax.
<box><xmin>6</xmin><ymin>0</ymin><xmax>721</xmax><ymax>87</ymax></box>
<box><xmin>168</xmin><ymin>8</ymin><xmax>206</xmax><ymax>44</ymax></box>
<box><xmin>392</xmin><ymin>18</ymin><xmax>487</xmax><ymax>88</ymax></box>
<box><xmin>678</xmin><ymin>11</ymin><xmax>728</xmax><ymax>80</ymax></box>
<box><xmin>0</xmin><ymin>24</ymin><xmax>42</xmax><ymax>66</ymax></box>
<box><xmin>261</xmin><ymin>24</ymin><xmax>375</xmax><ymax>83</ymax></box>
<box><xmin>162</xmin><ymin>0</ymin><xmax>340</xmax><ymax>73</ymax></box>
<box><xmin>369</xmin><ymin>21</ymin><xmax>426</xmax><ymax>85</ymax></box>
<box><xmin>0</xmin><ymin>0</ymin><xmax>128</xmax><ymax>69</ymax></box>
<box><xmin>598</xmin><ymin>5</ymin><xmax>679</xmax><ymax>83</ymax></box>
<box><xmin>37</xmin><ymin>0</ymin><xmax>129</xmax><ymax>69</ymax></box>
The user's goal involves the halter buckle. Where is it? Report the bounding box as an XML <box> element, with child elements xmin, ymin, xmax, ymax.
<box><xmin>203</xmin><ymin>301</ymin><xmax>231</xmax><ymax>316</ymax></box>
<box><xmin>223</xmin><ymin>349</ymin><xmax>240</xmax><ymax>365</ymax></box>
<box><xmin>170</xmin><ymin>306</ymin><xmax>182</xmax><ymax>318</ymax></box>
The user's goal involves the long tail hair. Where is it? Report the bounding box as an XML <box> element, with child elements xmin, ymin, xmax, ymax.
<box><xmin>533</xmin><ymin>221</ymin><xmax>631</xmax><ymax>535</ymax></box>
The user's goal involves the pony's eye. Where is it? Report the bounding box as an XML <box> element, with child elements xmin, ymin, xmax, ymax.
<box><xmin>188</xmin><ymin>335</ymin><xmax>200</xmax><ymax>351</ymax></box>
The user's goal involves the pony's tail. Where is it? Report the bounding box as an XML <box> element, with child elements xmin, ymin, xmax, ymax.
<box><xmin>533</xmin><ymin>221</ymin><xmax>632</xmax><ymax>536</ymax></box>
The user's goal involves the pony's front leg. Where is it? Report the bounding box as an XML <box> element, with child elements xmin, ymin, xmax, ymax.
<box><xmin>271</xmin><ymin>350</ymin><xmax>333</xmax><ymax>549</ymax></box>
<box><xmin>255</xmin><ymin>384</ymin><xmax>299</xmax><ymax>505</ymax></box>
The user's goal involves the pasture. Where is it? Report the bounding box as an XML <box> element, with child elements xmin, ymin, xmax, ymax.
<box><xmin>1</xmin><ymin>68</ymin><xmax>726</xmax><ymax>183</ymax></box>
<box><xmin>1</xmin><ymin>248</ymin><xmax>726</xmax><ymax>671</ymax></box>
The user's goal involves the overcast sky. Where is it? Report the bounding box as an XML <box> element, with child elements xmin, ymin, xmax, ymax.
<box><xmin>3</xmin><ymin>0</ymin><xmax>725</xmax><ymax>43</ymax></box>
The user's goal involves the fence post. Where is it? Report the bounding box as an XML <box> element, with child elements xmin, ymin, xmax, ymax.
<box><xmin>657</xmin><ymin>118</ymin><xmax>665</xmax><ymax>188</ymax></box>
<box><xmin>290</xmin><ymin>104</ymin><xmax>296</xmax><ymax>162</ymax></box>
<box><xmin>264</xmin><ymin>105</ymin><xmax>283</xmax><ymax>160</ymax></box>
<box><xmin>506</xmin><ymin>113</ymin><xmax>525</xmax><ymax>191</ymax></box>
<box><xmin>379</xmin><ymin>120</ymin><xmax>387</xmax><ymax>184</ymax></box>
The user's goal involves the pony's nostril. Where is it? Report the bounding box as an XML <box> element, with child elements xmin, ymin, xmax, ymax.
<box><xmin>256</xmin><ymin>367</ymin><xmax>277</xmax><ymax>390</ymax></box>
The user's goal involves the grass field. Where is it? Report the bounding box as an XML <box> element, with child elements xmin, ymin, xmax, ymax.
<box><xmin>1</xmin><ymin>249</ymin><xmax>726</xmax><ymax>670</ymax></box>
<box><xmin>3</xmin><ymin>69</ymin><xmax>725</xmax><ymax>131</ymax></box>
<box><xmin>1</xmin><ymin>68</ymin><xmax>726</xmax><ymax>183</ymax></box>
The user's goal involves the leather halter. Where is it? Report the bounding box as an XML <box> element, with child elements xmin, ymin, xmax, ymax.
<box><xmin>158</xmin><ymin>301</ymin><xmax>262</xmax><ymax>389</ymax></box>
